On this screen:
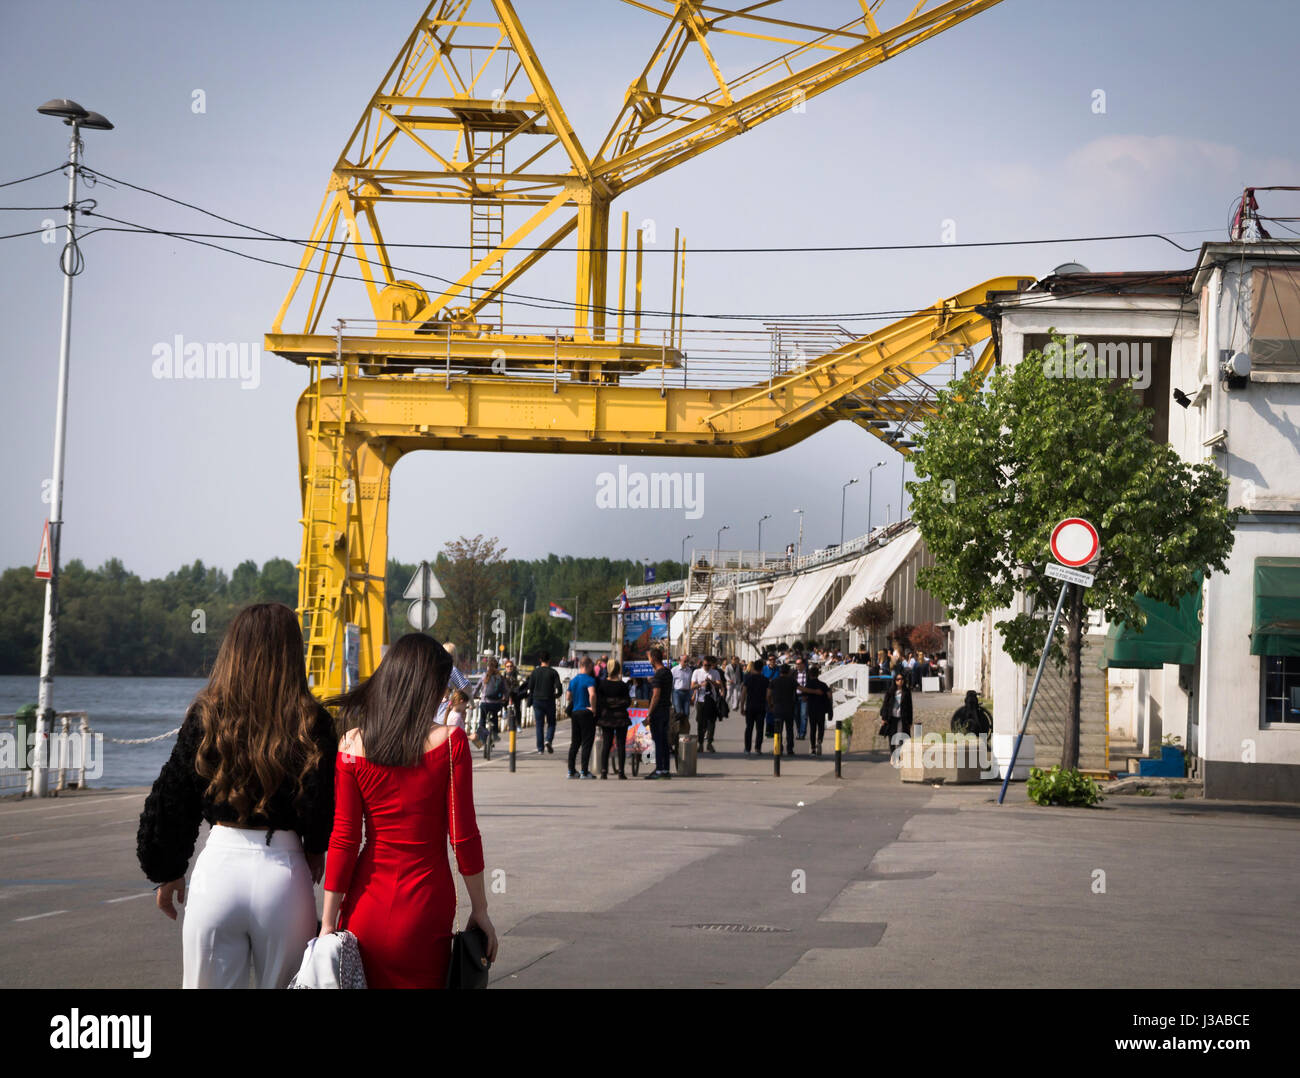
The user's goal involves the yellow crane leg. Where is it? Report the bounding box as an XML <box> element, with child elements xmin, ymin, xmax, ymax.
<box><xmin>296</xmin><ymin>392</ymin><xmax>400</xmax><ymax>695</ymax></box>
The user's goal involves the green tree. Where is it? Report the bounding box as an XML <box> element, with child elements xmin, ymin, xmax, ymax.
<box><xmin>909</xmin><ymin>333</ymin><xmax>1236</xmax><ymax>768</ymax></box>
<box><xmin>846</xmin><ymin>597</ymin><xmax>893</xmax><ymax>653</ymax></box>
<box><xmin>435</xmin><ymin>535</ymin><xmax>508</xmax><ymax>655</ymax></box>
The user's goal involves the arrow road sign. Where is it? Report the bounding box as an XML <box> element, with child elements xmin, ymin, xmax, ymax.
<box><xmin>403</xmin><ymin>562</ymin><xmax>444</xmax><ymax>600</ymax></box>
<box><xmin>1045</xmin><ymin>562</ymin><xmax>1095</xmax><ymax>587</ymax></box>
<box><xmin>404</xmin><ymin>562</ymin><xmax>444</xmax><ymax>630</ymax></box>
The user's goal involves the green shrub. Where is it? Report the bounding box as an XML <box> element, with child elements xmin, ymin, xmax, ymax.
<box><xmin>1026</xmin><ymin>765</ymin><xmax>1103</xmax><ymax>807</ymax></box>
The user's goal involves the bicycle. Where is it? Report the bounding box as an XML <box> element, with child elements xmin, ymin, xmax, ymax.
<box><xmin>478</xmin><ymin>705</ymin><xmax>504</xmax><ymax>761</ymax></box>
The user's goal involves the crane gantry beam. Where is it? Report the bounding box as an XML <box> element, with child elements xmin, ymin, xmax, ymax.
<box><xmin>267</xmin><ymin>0</ymin><xmax>1012</xmax><ymax>695</ymax></box>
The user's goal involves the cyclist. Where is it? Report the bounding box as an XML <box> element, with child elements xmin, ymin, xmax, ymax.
<box><xmin>475</xmin><ymin>658</ymin><xmax>507</xmax><ymax>749</ymax></box>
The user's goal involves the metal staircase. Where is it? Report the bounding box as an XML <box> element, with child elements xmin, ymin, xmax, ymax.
<box><xmin>297</xmin><ymin>346</ymin><xmax>351</xmax><ymax>690</ymax></box>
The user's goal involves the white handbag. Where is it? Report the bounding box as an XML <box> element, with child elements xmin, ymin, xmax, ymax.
<box><xmin>287</xmin><ymin>930</ymin><xmax>367</xmax><ymax>989</ymax></box>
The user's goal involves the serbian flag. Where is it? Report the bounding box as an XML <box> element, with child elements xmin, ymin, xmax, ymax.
<box><xmin>619</xmin><ymin>589</ymin><xmax>629</xmax><ymax>612</ymax></box>
<box><xmin>548</xmin><ymin>602</ymin><xmax>573</xmax><ymax>620</ymax></box>
<box><xmin>660</xmin><ymin>587</ymin><xmax>671</xmax><ymax>612</ymax></box>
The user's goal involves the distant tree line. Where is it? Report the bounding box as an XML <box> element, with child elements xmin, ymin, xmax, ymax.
<box><xmin>0</xmin><ymin>547</ymin><xmax>684</xmax><ymax>676</ymax></box>
<box><xmin>0</xmin><ymin>557</ymin><xmax>297</xmax><ymax>677</ymax></box>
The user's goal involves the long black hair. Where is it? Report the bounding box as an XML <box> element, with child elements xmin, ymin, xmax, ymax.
<box><xmin>326</xmin><ymin>633</ymin><xmax>453</xmax><ymax>767</ymax></box>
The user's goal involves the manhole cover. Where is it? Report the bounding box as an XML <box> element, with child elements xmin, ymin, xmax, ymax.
<box><xmin>677</xmin><ymin>923</ymin><xmax>789</xmax><ymax>933</ymax></box>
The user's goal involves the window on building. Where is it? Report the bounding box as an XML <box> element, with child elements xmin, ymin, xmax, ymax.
<box><xmin>1250</xmin><ymin>265</ymin><xmax>1300</xmax><ymax>373</ymax></box>
<box><xmin>1262</xmin><ymin>655</ymin><xmax>1300</xmax><ymax>725</ymax></box>
<box><xmin>1023</xmin><ymin>334</ymin><xmax>1171</xmax><ymax>442</ymax></box>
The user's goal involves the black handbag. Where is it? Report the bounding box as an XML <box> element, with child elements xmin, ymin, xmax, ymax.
<box><xmin>446</xmin><ymin>924</ymin><xmax>491</xmax><ymax>989</ymax></box>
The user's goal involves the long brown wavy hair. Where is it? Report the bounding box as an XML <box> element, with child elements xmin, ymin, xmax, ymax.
<box><xmin>327</xmin><ymin>633</ymin><xmax>452</xmax><ymax>767</ymax></box>
<box><xmin>193</xmin><ymin>603</ymin><xmax>323</xmax><ymax>822</ymax></box>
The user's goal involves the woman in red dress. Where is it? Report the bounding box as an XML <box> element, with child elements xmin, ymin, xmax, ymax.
<box><xmin>320</xmin><ymin>633</ymin><xmax>498</xmax><ymax>988</ymax></box>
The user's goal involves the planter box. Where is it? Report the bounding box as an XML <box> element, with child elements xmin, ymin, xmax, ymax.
<box><xmin>897</xmin><ymin>736</ymin><xmax>993</xmax><ymax>784</ymax></box>
<box><xmin>992</xmin><ymin>733</ymin><xmax>1034</xmax><ymax>781</ymax></box>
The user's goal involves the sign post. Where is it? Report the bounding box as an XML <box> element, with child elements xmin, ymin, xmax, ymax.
<box><xmin>998</xmin><ymin>518</ymin><xmax>1099</xmax><ymax>804</ymax></box>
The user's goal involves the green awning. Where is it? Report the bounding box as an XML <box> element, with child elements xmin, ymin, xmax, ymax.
<box><xmin>1252</xmin><ymin>558</ymin><xmax>1300</xmax><ymax>657</ymax></box>
<box><xmin>1100</xmin><ymin>578</ymin><xmax>1202</xmax><ymax>670</ymax></box>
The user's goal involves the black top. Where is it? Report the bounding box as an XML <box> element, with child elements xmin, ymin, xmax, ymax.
<box><xmin>649</xmin><ymin>666</ymin><xmax>673</xmax><ymax>717</ymax></box>
<box><xmin>804</xmin><ymin>676</ymin><xmax>831</xmax><ymax>718</ymax></box>
<box><xmin>596</xmin><ymin>677</ymin><xmax>632</xmax><ymax>726</ymax></box>
<box><xmin>768</xmin><ymin>674</ymin><xmax>798</xmax><ymax>718</ymax></box>
<box><xmin>136</xmin><ymin>703</ymin><xmax>338</xmax><ymax>884</ymax></box>
<box><xmin>527</xmin><ymin>665</ymin><xmax>563</xmax><ymax>703</ymax></box>
<box><xmin>742</xmin><ymin>672</ymin><xmax>769</xmax><ymax>716</ymax></box>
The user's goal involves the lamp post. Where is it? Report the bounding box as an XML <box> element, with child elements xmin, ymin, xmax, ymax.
<box><xmin>32</xmin><ymin>99</ymin><xmax>113</xmax><ymax>799</ymax></box>
<box><xmin>899</xmin><ymin>458</ymin><xmax>906</xmax><ymax>523</ymax></box>
<box><xmin>867</xmin><ymin>460</ymin><xmax>885</xmax><ymax>538</ymax></box>
<box><xmin>714</xmin><ymin>524</ymin><xmax>730</xmax><ymax>567</ymax></box>
<box><xmin>840</xmin><ymin>477</ymin><xmax>859</xmax><ymax>546</ymax></box>
<box><xmin>680</xmin><ymin>533</ymin><xmax>693</xmax><ymax>571</ymax></box>
<box><xmin>757</xmin><ymin>513</ymin><xmax>770</xmax><ymax>552</ymax></box>
<box><xmin>793</xmin><ymin>507</ymin><xmax>805</xmax><ymax>563</ymax></box>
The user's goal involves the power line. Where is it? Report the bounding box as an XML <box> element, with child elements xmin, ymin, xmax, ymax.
<box><xmin>0</xmin><ymin>164</ymin><xmax>70</xmax><ymax>189</ymax></box>
<box><xmin>44</xmin><ymin>164</ymin><xmax>1222</xmax><ymax>322</ymax></box>
<box><xmin>80</xmin><ymin>208</ymin><xmax>1204</xmax><ymax>324</ymax></box>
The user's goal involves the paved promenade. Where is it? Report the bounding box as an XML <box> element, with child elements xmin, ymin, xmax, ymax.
<box><xmin>3</xmin><ymin>711</ymin><xmax>1299</xmax><ymax>988</ymax></box>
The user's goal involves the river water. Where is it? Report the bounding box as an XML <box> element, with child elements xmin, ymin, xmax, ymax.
<box><xmin>0</xmin><ymin>676</ymin><xmax>206</xmax><ymax>789</ymax></box>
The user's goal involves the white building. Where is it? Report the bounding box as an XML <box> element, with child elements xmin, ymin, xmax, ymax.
<box><xmin>979</xmin><ymin>245</ymin><xmax>1300</xmax><ymax>799</ymax></box>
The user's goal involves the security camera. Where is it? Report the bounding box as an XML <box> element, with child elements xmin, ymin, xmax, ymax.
<box><xmin>1202</xmin><ymin>429</ymin><xmax>1228</xmax><ymax>450</ymax></box>
<box><xmin>1172</xmin><ymin>388</ymin><xmax>1191</xmax><ymax>409</ymax></box>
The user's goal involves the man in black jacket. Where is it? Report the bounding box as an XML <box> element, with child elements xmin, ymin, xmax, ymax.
<box><xmin>527</xmin><ymin>652</ymin><xmax>563</xmax><ymax>754</ymax></box>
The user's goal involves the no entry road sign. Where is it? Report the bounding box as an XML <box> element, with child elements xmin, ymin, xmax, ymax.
<box><xmin>1050</xmin><ymin>517</ymin><xmax>1099</xmax><ymax>568</ymax></box>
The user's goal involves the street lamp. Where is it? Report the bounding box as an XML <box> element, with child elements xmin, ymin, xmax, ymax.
<box><xmin>840</xmin><ymin>477</ymin><xmax>859</xmax><ymax>546</ymax></box>
<box><xmin>898</xmin><ymin>456</ymin><xmax>907</xmax><ymax>523</ymax></box>
<box><xmin>715</xmin><ymin>524</ymin><xmax>730</xmax><ymax>567</ymax></box>
<box><xmin>867</xmin><ymin>459</ymin><xmax>886</xmax><ymax>537</ymax></box>
<box><xmin>32</xmin><ymin>99</ymin><xmax>113</xmax><ymax>799</ymax></box>
<box><xmin>793</xmin><ymin>507</ymin><xmax>805</xmax><ymax>562</ymax></box>
<box><xmin>680</xmin><ymin>533</ymin><xmax>693</xmax><ymax>569</ymax></box>
<box><xmin>757</xmin><ymin>513</ymin><xmax>771</xmax><ymax>552</ymax></box>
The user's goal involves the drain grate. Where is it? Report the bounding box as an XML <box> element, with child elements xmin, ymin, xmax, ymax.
<box><xmin>677</xmin><ymin>923</ymin><xmax>789</xmax><ymax>933</ymax></box>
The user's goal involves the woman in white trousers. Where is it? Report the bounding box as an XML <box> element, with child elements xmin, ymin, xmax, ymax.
<box><xmin>138</xmin><ymin>603</ymin><xmax>338</xmax><ymax>988</ymax></box>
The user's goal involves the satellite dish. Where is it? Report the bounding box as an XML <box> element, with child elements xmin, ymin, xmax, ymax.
<box><xmin>1053</xmin><ymin>262</ymin><xmax>1090</xmax><ymax>276</ymax></box>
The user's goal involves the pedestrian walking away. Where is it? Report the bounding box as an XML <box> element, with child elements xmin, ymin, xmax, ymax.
<box><xmin>136</xmin><ymin>603</ymin><xmax>337</xmax><ymax>989</ymax></box>
<box><xmin>768</xmin><ymin>664</ymin><xmax>799</xmax><ymax>756</ymax></box>
<box><xmin>596</xmin><ymin>660</ymin><xmax>632</xmax><ymax>779</ymax></box>
<box><xmin>322</xmin><ymin>633</ymin><xmax>497</xmax><ymax>988</ymax></box>
<box><xmin>740</xmin><ymin>659</ymin><xmax>769</xmax><ymax>755</ymax></box>
<box><xmin>527</xmin><ymin>651</ymin><xmax>563</xmax><ymax>753</ymax></box>
<box><xmin>645</xmin><ymin>647</ymin><xmax>674</xmax><ymax>779</ymax></box>
<box><xmin>566</xmin><ymin>658</ymin><xmax>598</xmax><ymax>778</ymax></box>
<box><xmin>804</xmin><ymin>664</ymin><xmax>831</xmax><ymax>756</ymax></box>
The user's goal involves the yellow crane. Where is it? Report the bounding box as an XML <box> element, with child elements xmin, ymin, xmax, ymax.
<box><xmin>265</xmin><ymin>0</ymin><xmax>1019</xmax><ymax>695</ymax></box>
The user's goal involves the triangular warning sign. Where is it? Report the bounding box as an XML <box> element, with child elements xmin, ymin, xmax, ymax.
<box><xmin>35</xmin><ymin>520</ymin><xmax>52</xmax><ymax>580</ymax></box>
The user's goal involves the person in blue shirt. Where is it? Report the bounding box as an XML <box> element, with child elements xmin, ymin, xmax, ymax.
<box><xmin>565</xmin><ymin>658</ymin><xmax>598</xmax><ymax>779</ymax></box>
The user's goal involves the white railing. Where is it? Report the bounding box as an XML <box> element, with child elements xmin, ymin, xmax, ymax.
<box><xmin>0</xmin><ymin>711</ymin><xmax>95</xmax><ymax>795</ymax></box>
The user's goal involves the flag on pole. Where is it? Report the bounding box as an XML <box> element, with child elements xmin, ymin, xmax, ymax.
<box><xmin>548</xmin><ymin>602</ymin><xmax>573</xmax><ymax>621</ymax></box>
<box><xmin>619</xmin><ymin>589</ymin><xmax>629</xmax><ymax>612</ymax></box>
<box><xmin>660</xmin><ymin>587</ymin><xmax>671</xmax><ymax>612</ymax></box>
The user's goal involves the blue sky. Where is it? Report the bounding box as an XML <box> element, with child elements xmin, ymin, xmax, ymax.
<box><xmin>2</xmin><ymin>0</ymin><xmax>1297</xmax><ymax>577</ymax></box>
